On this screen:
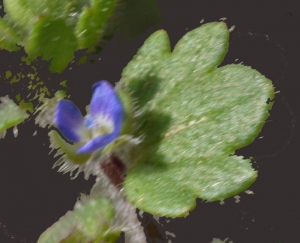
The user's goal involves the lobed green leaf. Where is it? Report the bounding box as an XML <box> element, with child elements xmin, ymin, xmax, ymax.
<box><xmin>120</xmin><ymin>22</ymin><xmax>275</xmax><ymax>217</ymax></box>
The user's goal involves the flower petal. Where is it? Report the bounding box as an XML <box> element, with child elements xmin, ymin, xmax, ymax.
<box><xmin>54</xmin><ymin>99</ymin><xmax>85</xmax><ymax>142</ymax></box>
<box><xmin>76</xmin><ymin>131</ymin><xmax>118</xmax><ymax>154</ymax></box>
<box><xmin>76</xmin><ymin>81</ymin><xmax>124</xmax><ymax>154</ymax></box>
<box><xmin>90</xmin><ymin>80</ymin><xmax>123</xmax><ymax>132</ymax></box>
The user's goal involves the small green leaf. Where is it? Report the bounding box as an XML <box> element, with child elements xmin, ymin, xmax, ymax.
<box><xmin>0</xmin><ymin>96</ymin><xmax>29</xmax><ymax>132</ymax></box>
<box><xmin>121</xmin><ymin>22</ymin><xmax>275</xmax><ymax>217</ymax></box>
<box><xmin>38</xmin><ymin>197</ymin><xmax>120</xmax><ymax>243</ymax></box>
<box><xmin>75</xmin><ymin>0</ymin><xmax>117</xmax><ymax>50</ymax></box>
<box><xmin>25</xmin><ymin>15</ymin><xmax>77</xmax><ymax>73</ymax></box>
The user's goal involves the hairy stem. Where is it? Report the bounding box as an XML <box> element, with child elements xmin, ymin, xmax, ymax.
<box><xmin>87</xmin><ymin>156</ymin><xmax>147</xmax><ymax>243</ymax></box>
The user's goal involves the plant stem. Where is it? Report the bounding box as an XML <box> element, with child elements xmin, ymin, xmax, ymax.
<box><xmin>89</xmin><ymin>159</ymin><xmax>147</xmax><ymax>243</ymax></box>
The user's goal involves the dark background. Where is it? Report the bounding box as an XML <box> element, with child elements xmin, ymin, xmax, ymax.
<box><xmin>0</xmin><ymin>0</ymin><xmax>299</xmax><ymax>242</ymax></box>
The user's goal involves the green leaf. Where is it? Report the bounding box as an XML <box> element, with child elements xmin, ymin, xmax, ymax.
<box><xmin>0</xmin><ymin>96</ymin><xmax>29</xmax><ymax>132</ymax></box>
<box><xmin>25</xmin><ymin>15</ymin><xmax>77</xmax><ymax>73</ymax></box>
<box><xmin>38</xmin><ymin>197</ymin><xmax>120</xmax><ymax>243</ymax></box>
<box><xmin>0</xmin><ymin>17</ymin><xmax>21</xmax><ymax>51</ymax></box>
<box><xmin>3</xmin><ymin>0</ymin><xmax>116</xmax><ymax>71</ymax></box>
<box><xmin>3</xmin><ymin>0</ymin><xmax>35</xmax><ymax>30</ymax></box>
<box><xmin>75</xmin><ymin>0</ymin><xmax>117</xmax><ymax>50</ymax></box>
<box><xmin>120</xmin><ymin>22</ymin><xmax>275</xmax><ymax>217</ymax></box>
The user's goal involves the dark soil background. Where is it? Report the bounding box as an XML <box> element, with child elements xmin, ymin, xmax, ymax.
<box><xmin>0</xmin><ymin>0</ymin><xmax>299</xmax><ymax>242</ymax></box>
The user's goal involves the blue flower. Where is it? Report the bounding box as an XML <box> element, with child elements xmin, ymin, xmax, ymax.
<box><xmin>54</xmin><ymin>80</ymin><xmax>123</xmax><ymax>154</ymax></box>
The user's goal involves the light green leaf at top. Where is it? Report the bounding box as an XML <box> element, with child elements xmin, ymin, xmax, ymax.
<box><xmin>2</xmin><ymin>0</ymin><xmax>119</xmax><ymax>72</ymax></box>
<box><xmin>120</xmin><ymin>22</ymin><xmax>275</xmax><ymax>217</ymax></box>
<box><xmin>3</xmin><ymin>0</ymin><xmax>80</xmax><ymax>30</ymax></box>
<box><xmin>3</xmin><ymin>0</ymin><xmax>36</xmax><ymax>30</ymax></box>
<box><xmin>0</xmin><ymin>96</ymin><xmax>29</xmax><ymax>132</ymax></box>
<box><xmin>38</xmin><ymin>196</ymin><xmax>120</xmax><ymax>243</ymax></box>
<box><xmin>25</xmin><ymin>15</ymin><xmax>77</xmax><ymax>73</ymax></box>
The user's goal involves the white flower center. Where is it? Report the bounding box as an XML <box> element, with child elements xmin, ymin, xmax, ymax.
<box><xmin>82</xmin><ymin>115</ymin><xmax>114</xmax><ymax>142</ymax></box>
